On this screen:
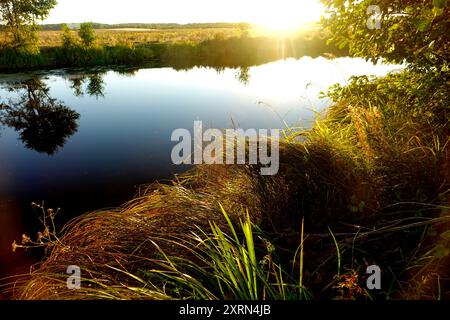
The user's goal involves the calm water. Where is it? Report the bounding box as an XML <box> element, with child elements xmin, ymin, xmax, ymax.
<box><xmin>0</xmin><ymin>57</ymin><xmax>400</xmax><ymax>278</ymax></box>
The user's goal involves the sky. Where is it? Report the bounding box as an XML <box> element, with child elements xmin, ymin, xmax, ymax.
<box><xmin>44</xmin><ymin>0</ymin><xmax>324</xmax><ymax>26</ymax></box>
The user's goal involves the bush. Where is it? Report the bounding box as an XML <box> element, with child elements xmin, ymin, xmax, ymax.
<box><xmin>78</xmin><ymin>22</ymin><xmax>96</xmax><ymax>47</ymax></box>
<box><xmin>60</xmin><ymin>23</ymin><xmax>77</xmax><ymax>48</ymax></box>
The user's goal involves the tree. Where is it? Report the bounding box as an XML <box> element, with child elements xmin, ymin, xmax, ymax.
<box><xmin>321</xmin><ymin>0</ymin><xmax>449</xmax><ymax>70</ymax></box>
<box><xmin>60</xmin><ymin>23</ymin><xmax>76</xmax><ymax>48</ymax></box>
<box><xmin>0</xmin><ymin>0</ymin><xmax>57</xmax><ymax>49</ymax></box>
<box><xmin>0</xmin><ymin>79</ymin><xmax>79</xmax><ymax>155</ymax></box>
<box><xmin>78</xmin><ymin>22</ymin><xmax>96</xmax><ymax>47</ymax></box>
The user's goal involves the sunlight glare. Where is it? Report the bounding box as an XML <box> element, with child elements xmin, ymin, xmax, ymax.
<box><xmin>251</xmin><ymin>0</ymin><xmax>324</xmax><ymax>33</ymax></box>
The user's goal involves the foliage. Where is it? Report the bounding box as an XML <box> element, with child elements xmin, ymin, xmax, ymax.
<box><xmin>321</xmin><ymin>0</ymin><xmax>449</xmax><ymax>70</ymax></box>
<box><xmin>78</xmin><ymin>22</ymin><xmax>96</xmax><ymax>47</ymax></box>
<box><xmin>60</xmin><ymin>23</ymin><xmax>77</xmax><ymax>48</ymax></box>
<box><xmin>325</xmin><ymin>71</ymin><xmax>448</xmax><ymax>130</ymax></box>
<box><xmin>0</xmin><ymin>44</ymin><xmax>156</xmax><ymax>71</ymax></box>
<box><xmin>137</xmin><ymin>207</ymin><xmax>310</xmax><ymax>300</ymax></box>
<box><xmin>0</xmin><ymin>0</ymin><xmax>57</xmax><ymax>50</ymax></box>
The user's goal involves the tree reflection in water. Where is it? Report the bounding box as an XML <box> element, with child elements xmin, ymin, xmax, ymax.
<box><xmin>68</xmin><ymin>73</ymin><xmax>106</xmax><ymax>98</ymax></box>
<box><xmin>235</xmin><ymin>66</ymin><xmax>250</xmax><ymax>86</ymax></box>
<box><xmin>0</xmin><ymin>79</ymin><xmax>80</xmax><ymax>155</ymax></box>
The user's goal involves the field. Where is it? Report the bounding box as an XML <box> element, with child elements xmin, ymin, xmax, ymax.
<box><xmin>0</xmin><ymin>25</ymin><xmax>335</xmax><ymax>72</ymax></box>
<box><xmin>35</xmin><ymin>27</ymin><xmax>246</xmax><ymax>47</ymax></box>
<box><xmin>0</xmin><ymin>23</ymin><xmax>323</xmax><ymax>48</ymax></box>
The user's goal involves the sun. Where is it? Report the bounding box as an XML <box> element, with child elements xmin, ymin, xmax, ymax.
<box><xmin>251</xmin><ymin>0</ymin><xmax>324</xmax><ymax>33</ymax></box>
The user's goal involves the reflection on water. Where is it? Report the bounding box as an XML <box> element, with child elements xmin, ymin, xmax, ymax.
<box><xmin>69</xmin><ymin>73</ymin><xmax>106</xmax><ymax>98</ymax></box>
<box><xmin>0</xmin><ymin>80</ymin><xmax>80</xmax><ymax>155</ymax></box>
<box><xmin>0</xmin><ymin>57</ymin><xmax>402</xmax><ymax>279</ymax></box>
<box><xmin>235</xmin><ymin>67</ymin><xmax>251</xmax><ymax>86</ymax></box>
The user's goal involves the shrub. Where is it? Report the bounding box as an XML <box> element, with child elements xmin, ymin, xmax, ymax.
<box><xmin>78</xmin><ymin>22</ymin><xmax>96</xmax><ymax>47</ymax></box>
<box><xmin>60</xmin><ymin>24</ymin><xmax>77</xmax><ymax>48</ymax></box>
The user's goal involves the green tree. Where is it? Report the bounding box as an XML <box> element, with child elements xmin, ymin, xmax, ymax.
<box><xmin>0</xmin><ymin>0</ymin><xmax>57</xmax><ymax>50</ymax></box>
<box><xmin>78</xmin><ymin>22</ymin><xmax>96</xmax><ymax>47</ymax></box>
<box><xmin>60</xmin><ymin>23</ymin><xmax>76</xmax><ymax>48</ymax></box>
<box><xmin>321</xmin><ymin>0</ymin><xmax>449</xmax><ymax>70</ymax></box>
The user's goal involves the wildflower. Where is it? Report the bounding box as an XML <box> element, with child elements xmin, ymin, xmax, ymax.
<box><xmin>21</xmin><ymin>234</ymin><xmax>31</xmax><ymax>245</ymax></box>
<box><xmin>334</xmin><ymin>271</ymin><xmax>364</xmax><ymax>299</ymax></box>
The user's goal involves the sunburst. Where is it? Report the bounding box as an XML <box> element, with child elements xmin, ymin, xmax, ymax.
<box><xmin>251</xmin><ymin>0</ymin><xmax>324</xmax><ymax>34</ymax></box>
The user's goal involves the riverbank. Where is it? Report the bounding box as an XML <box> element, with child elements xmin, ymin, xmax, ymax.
<box><xmin>0</xmin><ymin>34</ymin><xmax>344</xmax><ymax>73</ymax></box>
<box><xmin>6</xmin><ymin>68</ymin><xmax>449</xmax><ymax>300</ymax></box>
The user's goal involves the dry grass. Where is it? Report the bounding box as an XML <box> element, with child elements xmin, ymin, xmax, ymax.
<box><xmin>0</xmin><ymin>26</ymin><xmax>323</xmax><ymax>48</ymax></box>
<box><xmin>41</xmin><ymin>28</ymin><xmax>245</xmax><ymax>47</ymax></box>
<box><xmin>6</xmin><ymin>132</ymin><xmax>449</xmax><ymax>299</ymax></box>
<box><xmin>0</xmin><ymin>28</ymin><xmax>247</xmax><ymax>48</ymax></box>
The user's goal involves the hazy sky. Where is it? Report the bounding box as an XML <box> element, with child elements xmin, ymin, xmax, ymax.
<box><xmin>44</xmin><ymin>0</ymin><xmax>324</xmax><ymax>25</ymax></box>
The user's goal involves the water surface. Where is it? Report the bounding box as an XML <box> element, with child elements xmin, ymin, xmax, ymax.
<box><xmin>0</xmin><ymin>57</ymin><xmax>401</xmax><ymax>278</ymax></box>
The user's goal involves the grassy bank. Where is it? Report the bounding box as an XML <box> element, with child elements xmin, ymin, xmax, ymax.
<box><xmin>0</xmin><ymin>28</ymin><xmax>343</xmax><ymax>72</ymax></box>
<box><xmin>0</xmin><ymin>45</ymin><xmax>157</xmax><ymax>71</ymax></box>
<box><xmin>5</xmin><ymin>68</ymin><xmax>448</xmax><ymax>300</ymax></box>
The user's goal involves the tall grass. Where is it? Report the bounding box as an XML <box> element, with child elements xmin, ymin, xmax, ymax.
<box><xmin>133</xmin><ymin>206</ymin><xmax>310</xmax><ymax>300</ymax></box>
<box><xmin>3</xmin><ymin>68</ymin><xmax>449</xmax><ymax>300</ymax></box>
<box><xmin>0</xmin><ymin>45</ymin><xmax>156</xmax><ymax>71</ymax></box>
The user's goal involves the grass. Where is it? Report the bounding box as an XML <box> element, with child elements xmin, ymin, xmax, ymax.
<box><xmin>0</xmin><ymin>41</ymin><xmax>448</xmax><ymax>299</ymax></box>
<box><xmin>0</xmin><ymin>26</ymin><xmax>344</xmax><ymax>72</ymax></box>
<box><xmin>137</xmin><ymin>206</ymin><xmax>311</xmax><ymax>300</ymax></box>
<box><xmin>0</xmin><ymin>25</ymin><xmax>322</xmax><ymax>48</ymax></box>
<box><xmin>0</xmin><ymin>44</ymin><xmax>157</xmax><ymax>71</ymax></box>
<box><xmin>33</xmin><ymin>28</ymin><xmax>246</xmax><ymax>47</ymax></box>
<box><xmin>4</xmin><ymin>66</ymin><xmax>448</xmax><ymax>299</ymax></box>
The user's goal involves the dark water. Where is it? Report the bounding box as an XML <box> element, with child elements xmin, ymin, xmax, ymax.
<box><xmin>0</xmin><ymin>57</ymin><xmax>400</xmax><ymax>278</ymax></box>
